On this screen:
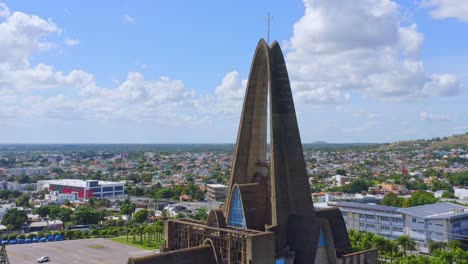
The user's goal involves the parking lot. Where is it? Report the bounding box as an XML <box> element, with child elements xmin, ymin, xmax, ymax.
<box><xmin>6</xmin><ymin>238</ymin><xmax>154</xmax><ymax>264</ymax></box>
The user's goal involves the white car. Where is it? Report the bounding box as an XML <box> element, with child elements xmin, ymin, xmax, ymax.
<box><xmin>37</xmin><ymin>256</ymin><xmax>49</xmax><ymax>263</ymax></box>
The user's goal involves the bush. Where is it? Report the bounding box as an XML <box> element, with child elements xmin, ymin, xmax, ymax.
<box><xmin>8</xmin><ymin>234</ymin><xmax>17</xmax><ymax>240</ymax></box>
<box><xmin>99</xmin><ymin>230</ymin><xmax>108</xmax><ymax>238</ymax></box>
<box><xmin>18</xmin><ymin>234</ymin><xmax>26</xmax><ymax>239</ymax></box>
<box><xmin>91</xmin><ymin>229</ymin><xmax>99</xmax><ymax>237</ymax></box>
<box><xmin>65</xmin><ymin>230</ymin><xmax>74</xmax><ymax>240</ymax></box>
<box><xmin>74</xmin><ymin>230</ymin><xmax>83</xmax><ymax>239</ymax></box>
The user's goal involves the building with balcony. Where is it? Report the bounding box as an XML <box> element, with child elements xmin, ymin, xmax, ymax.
<box><xmin>206</xmin><ymin>183</ymin><xmax>227</xmax><ymax>202</ymax></box>
<box><xmin>336</xmin><ymin>201</ymin><xmax>468</xmax><ymax>253</ymax></box>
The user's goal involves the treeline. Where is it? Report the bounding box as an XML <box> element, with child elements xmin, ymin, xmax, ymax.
<box><xmin>126</xmin><ymin>182</ymin><xmax>206</xmax><ymax>201</ymax></box>
<box><xmin>381</xmin><ymin>191</ymin><xmax>437</xmax><ymax>208</ymax></box>
<box><xmin>349</xmin><ymin>230</ymin><xmax>468</xmax><ymax>263</ymax></box>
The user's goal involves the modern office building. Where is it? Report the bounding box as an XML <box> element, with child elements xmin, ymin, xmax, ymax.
<box><xmin>337</xmin><ymin>201</ymin><xmax>468</xmax><ymax>253</ymax></box>
<box><xmin>206</xmin><ymin>183</ymin><xmax>227</xmax><ymax>202</ymax></box>
<box><xmin>37</xmin><ymin>179</ymin><xmax>125</xmax><ymax>201</ymax></box>
<box><xmin>128</xmin><ymin>39</ymin><xmax>377</xmax><ymax>264</ymax></box>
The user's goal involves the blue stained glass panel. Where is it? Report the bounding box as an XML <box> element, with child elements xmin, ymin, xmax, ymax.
<box><xmin>227</xmin><ymin>187</ymin><xmax>246</xmax><ymax>228</ymax></box>
<box><xmin>319</xmin><ymin>228</ymin><xmax>327</xmax><ymax>247</ymax></box>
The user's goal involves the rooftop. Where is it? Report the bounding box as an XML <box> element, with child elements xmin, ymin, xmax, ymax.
<box><xmin>41</xmin><ymin>179</ymin><xmax>124</xmax><ymax>188</ymax></box>
<box><xmin>398</xmin><ymin>202</ymin><xmax>468</xmax><ymax>219</ymax></box>
<box><xmin>206</xmin><ymin>184</ymin><xmax>227</xmax><ymax>188</ymax></box>
<box><xmin>336</xmin><ymin>201</ymin><xmax>400</xmax><ymax>214</ymax></box>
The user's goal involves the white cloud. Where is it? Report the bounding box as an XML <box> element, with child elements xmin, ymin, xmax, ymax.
<box><xmin>0</xmin><ymin>3</ymin><xmax>201</xmax><ymax>125</ymax></box>
<box><xmin>420</xmin><ymin>111</ymin><xmax>454</xmax><ymax>122</ymax></box>
<box><xmin>0</xmin><ymin>9</ymin><xmax>60</xmax><ymax>64</ymax></box>
<box><xmin>122</xmin><ymin>14</ymin><xmax>136</xmax><ymax>24</ymax></box>
<box><xmin>0</xmin><ymin>2</ymin><xmax>10</xmax><ymax>17</ymax></box>
<box><xmin>285</xmin><ymin>0</ymin><xmax>462</xmax><ymax>103</ymax></box>
<box><xmin>420</xmin><ymin>0</ymin><xmax>468</xmax><ymax>22</ymax></box>
<box><xmin>64</xmin><ymin>37</ymin><xmax>79</xmax><ymax>47</ymax></box>
<box><xmin>213</xmin><ymin>71</ymin><xmax>246</xmax><ymax>114</ymax></box>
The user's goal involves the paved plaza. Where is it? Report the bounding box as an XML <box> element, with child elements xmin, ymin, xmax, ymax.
<box><xmin>6</xmin><ymin>238</ymin><xmax>153</xmax><ymax>264</ymax></box>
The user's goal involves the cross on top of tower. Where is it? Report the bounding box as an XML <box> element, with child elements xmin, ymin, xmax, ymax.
<box><xmin>265</xmin><ymin>12</ymin><xmax>273</xmax><ymax>44</ymax></box>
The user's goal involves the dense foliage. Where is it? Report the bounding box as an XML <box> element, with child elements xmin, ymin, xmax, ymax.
<box><xmin>348</xmin><ymin>229</ymin><xmax>468</xmax><ymax>264</ymax></box>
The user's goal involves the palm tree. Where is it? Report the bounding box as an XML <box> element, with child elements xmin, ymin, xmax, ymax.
<box><xmin>372</xmin><ymin>236</ymin><xmax>388</xmax><ymax>261</ymax></box>
<box><xmin>396</xmin><ymin>235</ymin><xmax>417</xmax><ymax>257</ymax></box>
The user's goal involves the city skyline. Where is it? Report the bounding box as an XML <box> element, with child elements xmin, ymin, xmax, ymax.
<box><xmin>0</xmin><ymin>0</ymin><xmax>467</xmax><ymax>143</ymax></box>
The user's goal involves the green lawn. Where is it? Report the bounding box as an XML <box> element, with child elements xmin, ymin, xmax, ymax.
<box><xmin>110</xmin><ymin>234</ymin><xmax>164</xmax><ymax>251</ymax></box>
<box><xmin>88</xmin><ymin>244</ymin><xmax>106</xmax><ymax>249</ymax></box>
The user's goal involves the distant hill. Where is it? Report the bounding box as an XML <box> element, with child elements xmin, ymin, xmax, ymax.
<box><xmin>377</xmin><ymin>133</ymin><xmax>468</xmax><ymax>151</ymax></box>
<box><xmin>432</xmin><ymin>133</ymin><xmax>468</xmax><ymax>149</ymax></box>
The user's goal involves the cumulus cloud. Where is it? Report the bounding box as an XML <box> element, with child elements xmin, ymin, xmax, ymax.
<box><xmin>0</xmin><ymin>3</ymin><xmax>201</xmax><ymax>125</ymax></box>
<box><xmin>213</xmin><ymin>71</ymin><xmax>246</xmax><ymax>114</ymax></box>
<box><xmin>420</xmin><ymin>0</ymin><xmax>468</xmax><ymax>22</ymax></box>
<box><xmin>0</xmin><ymin>8</ymin><xmax>60</xmax><ymax>64</ymax></box>
<box><xmin>122</xmin><ymin>14</ymin><xmax>136</xmax><ymax>24</ymax></box>
<box><xmin>64</xmin><ymin>37</ymin><xmax>79</xmax><ymax>47</ymax></box>
<box><xmin>285</xmin><ymin>0</ymin><xmax>462</xmax><ymax>103</ymax></box>
<box><xmin>420</xmin><ymin>111</ymin><xmax>454</xmax><ymax>122</ymax></box>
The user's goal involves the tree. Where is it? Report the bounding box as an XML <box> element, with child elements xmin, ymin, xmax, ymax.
<box><xmin>396</xmin><ymin>235</ymin><xmax>417</xmax><ymax>256</ymax></box>
<box><xmin>441</xmin><ymin>191</ymin><xmax>457</xmax><ymax>199</ymax></box>
<box><xmin>342</xmin><ymin>179</ymin><xmax>372</xmax><ymax>194</ymax></box>
<box><xmin>381</xmin><ymin>192</ymin><xmax>405</xmax><ymax>207</ymax></box>
<box><xmin>134</xmin><ymin>209</ymin><xmax>149</xmax><ymax>223</ymax></box>
<box><xmin>18</xmin><ymin>175</ymin><xmax>31</xmax><ymax>184</ymax></box>
<box><xmin>336</xmin><ymin>169</ymin><xmax>347</xmax><ymax>176</ymax></box>
<box><xmin>15</xmin><ymin>193</ymin><xmax>31</xmax><ymax>208</ymax></box>
<box><xmin>2</xmin><ymin>208</ymin><xmax>27</xmax><ymax>230</ymax></box>
<box><xmin>71</xmin><ymin>205</ymin><xmax>100</xmax><ymax>225</ymax></box>
<box><xmin>406</xmin><ymin>191</ymin><xmax>437</xmax><ymax>207</ymax></box>
<box><xmin>193</xmin><ymin>208</ymin><xmax>208</xmax><ymax>221</ymax></box>
<box><xmin>120</xmin><ymin>198</ymin><xmax>136</xmax><ymax>215</ymax></box>
<box><xmin>34</xmin><ymin>206</ymin><xmax>50</xmax><ymax>218</ymax></box>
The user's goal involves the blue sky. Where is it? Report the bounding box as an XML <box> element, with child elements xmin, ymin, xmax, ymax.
<box><xmin>0</xmin><ymin>0</ymin><xmax>467</xmax><ymax>143</ymax></box>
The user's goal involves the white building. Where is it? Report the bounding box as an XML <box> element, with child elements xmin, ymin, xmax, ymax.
<box><xmin>337</xmin><ymin>201</ymin><xmax>468</xmax><ymax>253</ymax></box>
<box><xmin>37</xmin><ymin>179</ymin><xmax>125</xmax><ymax>201</ymax></box>
<box><xmin>454</xmin><ymin>187</ymin><xmax>468</xmax><ymax>200</ymax></box>
<box><xmin>206</xmin><ymin>184</ymin><xmax>227</xmax><ymax>202</ymax></box>
<box><xmin>44</xmin><ymin>191</ymin><xmax>79</xmax><ymax>204</ymax></box>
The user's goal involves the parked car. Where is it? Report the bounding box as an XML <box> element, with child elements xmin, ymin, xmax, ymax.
<box><xmin>40</xmin><ymin>237</ymin><xmax>47</xmax><ymax>242</ymax></box>
<box><xmin>33</xmin><ymin>237</ymin><xmax>39</xmax><ymax>243</ymax></box>
<box><xmin>25</xmin><ymin>238</ymin><xmax>32</xmax><ymax>243</ymax></box>
<box><xmin>37</xmin><ymin>256</ymin><xmax>49</xmax><ymax>263</ymax></box>
<box><xmin>9</xmin><ymin>240</ymin><xmax>17</xmax><ymax>245</ymax></box>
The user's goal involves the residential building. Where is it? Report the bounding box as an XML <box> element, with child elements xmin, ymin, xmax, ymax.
<box><xmin>44</xmin><ymin>191</ymin><xmax>79</xmax><ymax>204</ymax></box>
<box><xmin>206</xmin><ymin>183</ymin><xmax>227</xmax><ymax>202</ymax></box>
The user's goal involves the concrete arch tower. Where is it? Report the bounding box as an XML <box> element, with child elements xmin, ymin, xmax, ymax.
<box><xmin>129</xmin><ymin>39</ymin><xmax>378</xmax><ymax>264</ymax></box>
<box><xmin>224</xmin><ymin>39</ymin><xmax>323</xmax><ymax>263</ymax></box>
